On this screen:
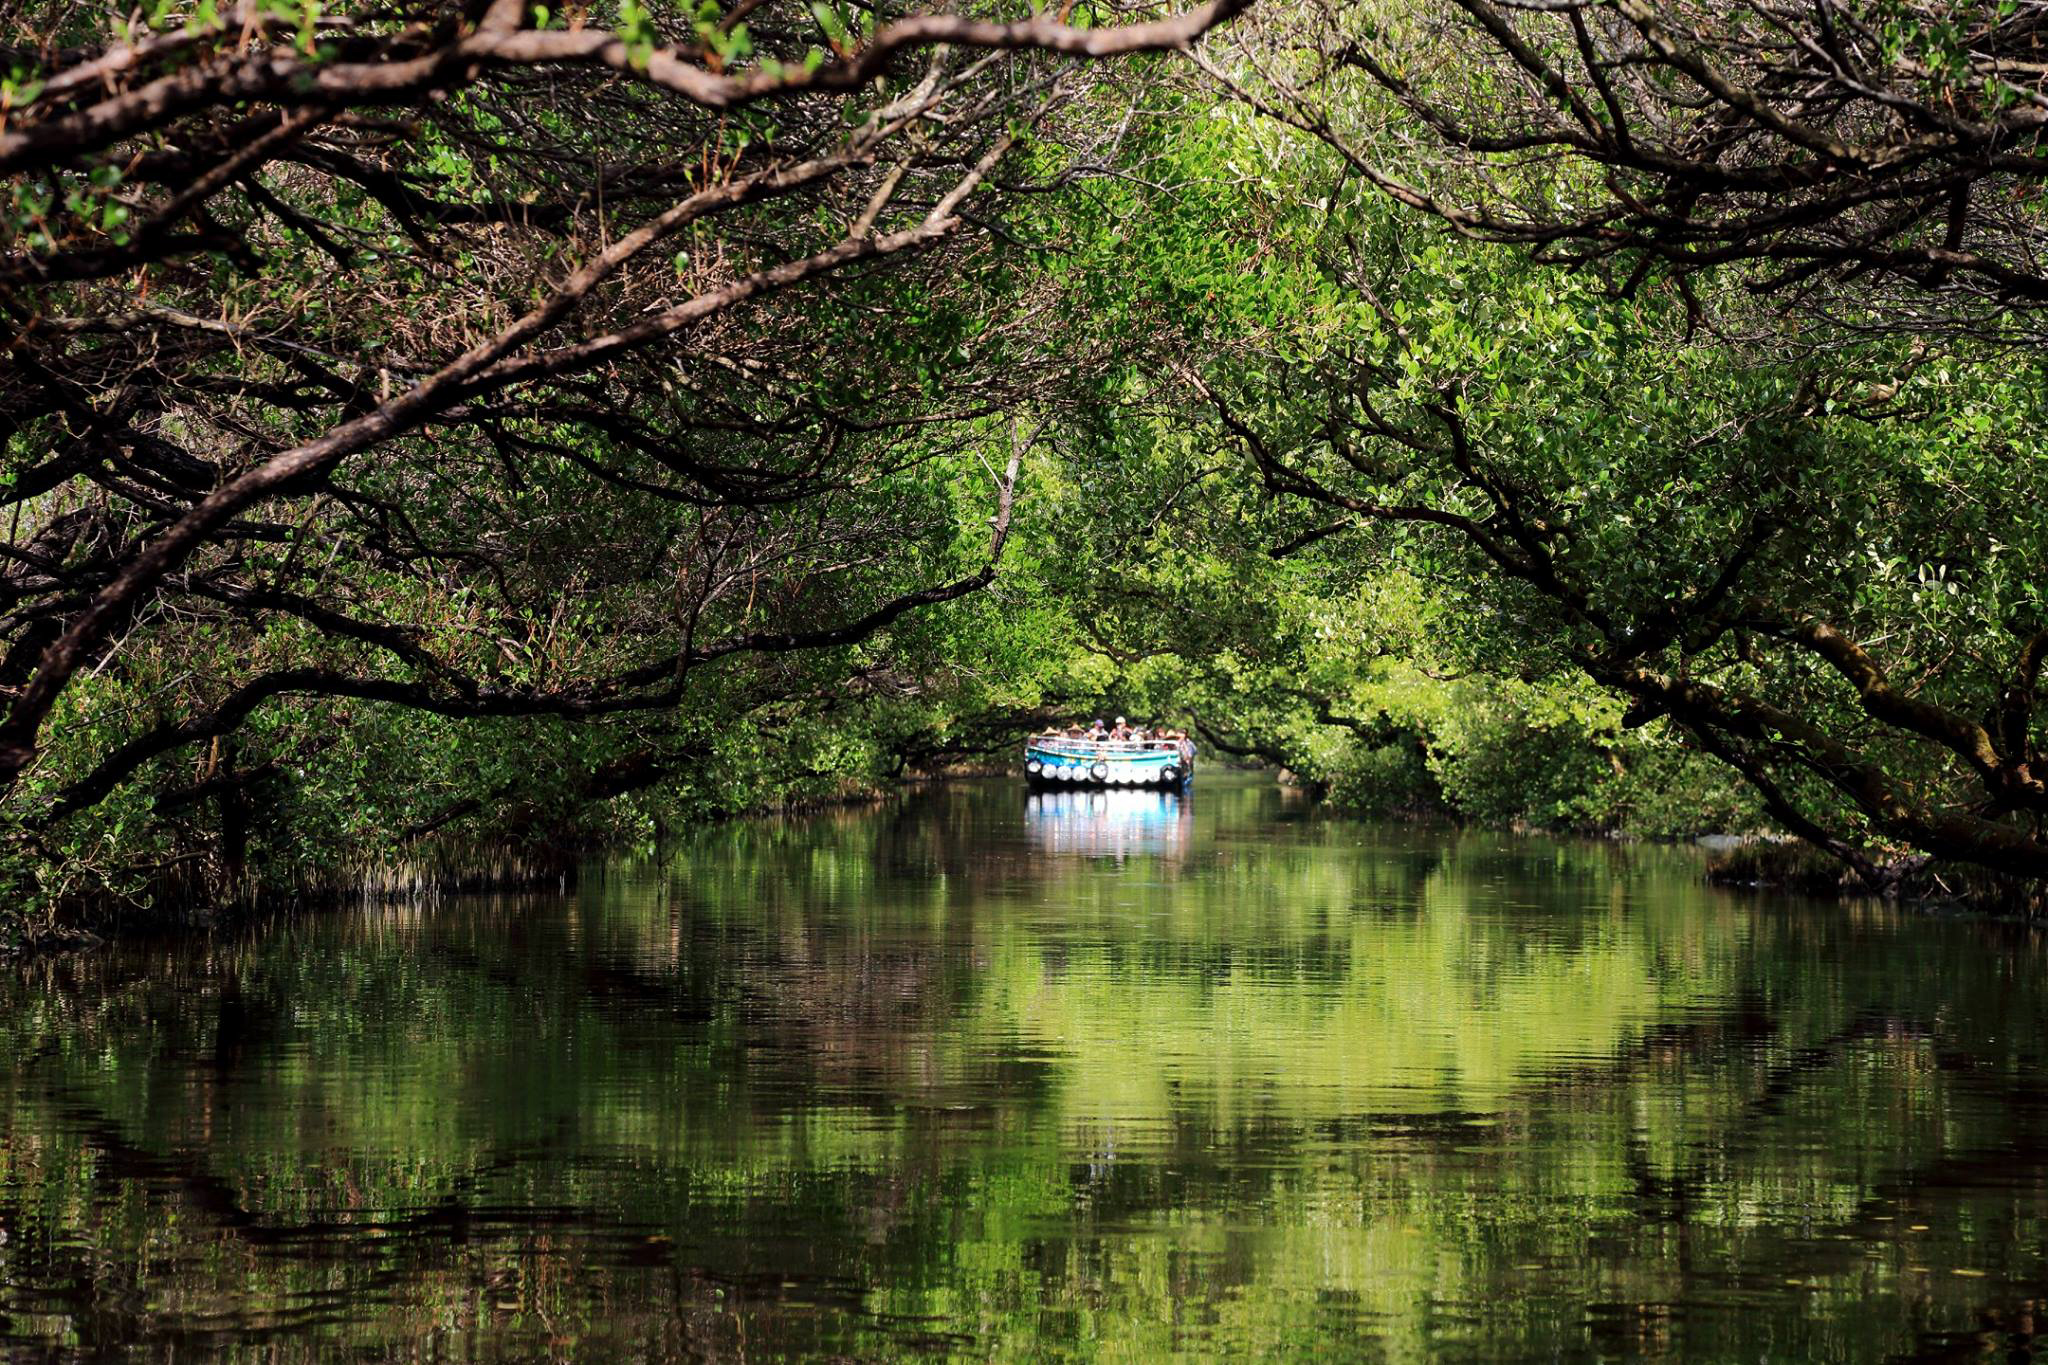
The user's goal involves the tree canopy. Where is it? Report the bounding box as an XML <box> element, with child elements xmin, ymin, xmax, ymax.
<box><xmin>0</xmin><ymin>0</ymin><xmax>1239</xmax><ymax>923</ymax></box>
<box><xmin>5</xmin><ymin>0</ymin><xmax>2048</xmax><ymax>934</ymax></box>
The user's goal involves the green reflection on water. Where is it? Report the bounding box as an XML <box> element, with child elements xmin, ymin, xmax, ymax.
<box><xmin>2</xmin><ymin>777</ymin><xmax>2044</xmax><ymax>1360</ymax></box>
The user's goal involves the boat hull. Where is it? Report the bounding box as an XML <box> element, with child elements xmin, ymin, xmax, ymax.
<box><xmin>1024</xmin><ymin>741</ymin><xmax>1192</xmax><ymax>790</ymax></box>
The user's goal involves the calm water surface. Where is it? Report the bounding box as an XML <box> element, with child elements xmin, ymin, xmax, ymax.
<box><xmin>2</xmin><ymin>777</ymin><xmax>2045</xmax><ymax>1360</ymax></box>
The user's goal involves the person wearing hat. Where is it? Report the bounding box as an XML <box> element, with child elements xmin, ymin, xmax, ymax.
<box><xmin>1087</xmin><ymin>718</ymin><xmax>1108</xmax><ymax>740</ymax></box>
<box><xmin>1111</xmin><ymin>716</ymin><xmax>1132</xmax><ymax>741</ymax></box>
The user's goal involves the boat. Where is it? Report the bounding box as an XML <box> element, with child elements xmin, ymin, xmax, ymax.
<box><xmin>1023</xmin><ymin>735</ymin><xmax>1194</xmax><ymax>789</ymax></box>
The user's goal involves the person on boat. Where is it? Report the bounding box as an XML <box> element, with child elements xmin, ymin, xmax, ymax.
<box><xmin>1063</xmin><ymin>722</ymin><xmax>1086</xmax><ymax>739</ymax></box>
<box><xmin>1111</xmin><ymin>717</ymin><xmax>1131</xmax><ymax>741</ymax></box>
<box><xmin>1087</xmin><ymin>718</ymin><xmax>1108</xmax><ymax>741</ymax></box>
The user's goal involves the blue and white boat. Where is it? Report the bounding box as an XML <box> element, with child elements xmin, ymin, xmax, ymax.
<box><xmin>1024</xmin><ymin>735</ymin><xmax>1194</xmax><ymax>789</ymax></box>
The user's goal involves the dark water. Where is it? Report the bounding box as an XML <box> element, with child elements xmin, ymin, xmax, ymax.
<box><xmin>3</xmin><ymin>778</ymin><xmax>2045</xmax><ymax>1361</ymax></box>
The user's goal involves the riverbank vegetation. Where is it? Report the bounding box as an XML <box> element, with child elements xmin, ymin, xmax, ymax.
<box><xmin>4</xmin><ymin>0</ymin><xmax>2046</xmax><ymax>937</ymax></box>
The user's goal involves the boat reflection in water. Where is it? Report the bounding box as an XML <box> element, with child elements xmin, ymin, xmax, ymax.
<box><xmin>1023</xmin><ymin>785</ymin><xmax>1192</xmax><ymax>861</ymax></box>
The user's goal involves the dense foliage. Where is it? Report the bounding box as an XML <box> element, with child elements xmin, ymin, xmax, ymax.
<box><xmin>0</xmin><ymin>0</ymin><xmax>1237</xmax><ymax>931</ymax></box>
<box><xmin>4</xmin><ymin>0</ymin><xmax>2047</xmax><ymax>937</ymax></box>
<box><xmin>1177</xmin><ymin>3</ymin><xmax>2048</xmax><ymax>894</ymax></box>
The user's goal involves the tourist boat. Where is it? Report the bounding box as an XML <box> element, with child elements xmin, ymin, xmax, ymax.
<box><xmin>1024</xmin><ymin>736</ymin><xmax>1193</xmax><ymax>789</ymax></box>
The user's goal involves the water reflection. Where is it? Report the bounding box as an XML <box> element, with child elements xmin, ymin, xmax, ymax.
<box><xmin>0</xmin><ymin>777</ymin><xmax>2044</xmax><ymax>1360</ymax></box>
<box><xmin>1023</xmin><ymin>786</ymin><xmax>1192</xmax><ymax>861</ymax></box>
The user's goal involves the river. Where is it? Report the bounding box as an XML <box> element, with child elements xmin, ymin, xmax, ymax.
<box><xmin>1</xmin><ymin>776</ymin><xmax>2043</xmax><ymax>1359</ymax></box>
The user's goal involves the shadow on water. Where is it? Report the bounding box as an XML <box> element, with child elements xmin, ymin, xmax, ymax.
<box><xmin>0</xmin><ymin>775</ymin><xmax>2045</xmax><ymax>1359</ymax></box>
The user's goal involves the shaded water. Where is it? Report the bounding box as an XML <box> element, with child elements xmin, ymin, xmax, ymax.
<box><xmin>2</xmin><ymin>777</ymin><xmax>2045</xmax><ymax>1360</ymax></box>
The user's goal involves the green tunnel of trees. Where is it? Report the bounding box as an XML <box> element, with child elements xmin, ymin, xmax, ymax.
<box><xmin>4</xmin><ymin>0</ymin><xmax>2047</xmax><ymax>935</ymax></box>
